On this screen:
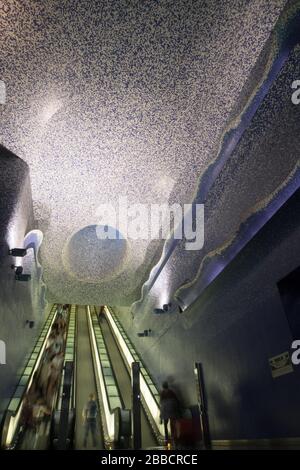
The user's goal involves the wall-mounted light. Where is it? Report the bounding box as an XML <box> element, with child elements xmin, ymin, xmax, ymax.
<box><xmin>11</xmin><ymin>265</ymin><xmax>23</xmax><ymax>275</ymax></box>
<box><xmin>153</xmin><ymin>308</ymin><xmax>165</xmax><ymax>315</ymax></box>
<box><xmin>175</xmin><ymin>297</ymin><xmax>186</xmax><ymax>313</ymax></box>
<box><xmin>8</xmin><ymin>248</ymin><xmax>27</xmax><ymax>257</ymax></box>
<box><xmin>137</xmin><ymin>329</ymin><xmax>152</xmax><ymax>337</ymax></box>
<box><xmin>11</xmin><ymin>265</ymin><xmax>31</xmax><ymax>281</ymax></box>
<box><xmin>153</xmin><ymin>302</ymin><xmax>182</xmax><ymax>315</ymax></box>
<box><xmin>16</xmin><ymin>274</ymin><xmax>31</xmax><ymax>282</ymax></box>
<box><xmin>163</xmin><ymin>303</ymin><xmax>172</xmax><ymax>312</ymax></box>
<box><xmin>25</xmin><ymin>320</ymin><xmax>35</xmax><ymax>329</ymax></box>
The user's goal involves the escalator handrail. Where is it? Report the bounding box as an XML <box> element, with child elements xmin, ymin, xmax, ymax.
<box><xmin>51</xmin><ymin>305</ymin><xmax>77</xmax><ymax>450</ymax></box>
<box><xmin>106</xmin><ymin>306</ymin><xmax>161</xmax><ymax>405</ymax></box>
<box><xmin>87</xmin><ymin>306</ymin><xmax>129</xmax><ymax>448</ymax></box>
<box><xmin>92</xmin><ymin>306</ymin><xmax>126</xmax><ymax>409</ymax></box>
<box><xmin>55</xmin><ymin>305</ymin><xmax>77</xmax><ymax>412</ymax></box>
<box><xmin>104</xmin><ymin>306</ymin><xmax>165</xmax><ymax>444</ymax></box>
<box><xmin>1</xmin><ymin>304</ymin><xmax>58</xmax><ymax>448</ymax></box>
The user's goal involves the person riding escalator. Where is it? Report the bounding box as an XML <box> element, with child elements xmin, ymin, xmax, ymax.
<box><xmin>18</xmin><ymin>314</ymin><xmax>68</xmax><ymax>448</ymax></box>
<box><xmin>82</xmin><ymin>393</ymin><xmax>98</xmax><ymax>448</ymax></box>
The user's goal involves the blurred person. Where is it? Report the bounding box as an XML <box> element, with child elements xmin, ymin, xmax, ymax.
<box><xmin>51</xmin><ymin>321</ymin><xmax>59</xmax><ymax>335</ymax></box>
<box><xmin>98</xmin><ymin>306</ymin><xmax>105</xmax><ymax>323</ymax></box>
<box><xmin>56</xmin><ymin>304</ymin><xmax>63</xmax><ymax>315</ymax></box>
<box><xmin>57</xmin><ymin>315</ymin><xmax>66</xmax><ymax>334</ymax></box>
<box><xmin>46</xmin><ymin>331</ymin><xmax>56</xmax><ymax>350</ymax></box>
<box><xmin>38</xmin><ymin>355</ymin><xmax>52</xmax><ymax>398</ymax></box>
<box><xmin>46</xmin><ymin>352</ymin><xmax>64</xmax><ymax>406</ymax></box>
<box><xmin>160</xmin><ymin>381</ymin><xmax>181</xmax><ymax>445</ymax></box>
<box><xmin>49</xmin><ymin>331</ymin><xmax>64</xmax><ymax>355</ymax></box>
<box><xmin>32</xmin><ymin>398</ymin><xmax>51</xmax><ymax>433</ymax></box>
<box><xmin>82</xmin><ymin>393</ymin><xmax>98</xmax><ymax>448</ymax></box>
<box><xmin>20</xmin><ymin>394</ymin><xmax>35</xmax><ymax>432</ymax></box>
<box><xmin>62</xmin><ymin>307</ymin><xmax>68</xmax><ymax>322</ymax></box>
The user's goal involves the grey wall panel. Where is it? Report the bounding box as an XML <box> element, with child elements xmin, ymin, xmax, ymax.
<box><xmin>113</xmin><ymin>188</ymin><xmax>300</xmax><ymax>439</ymax></box>
<box><xmin>0</xmin><ymin>146</ymin><xmax>46</xmax><ymax>421</ymax></box>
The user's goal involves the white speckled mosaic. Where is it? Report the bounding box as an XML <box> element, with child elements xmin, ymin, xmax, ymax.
<box><xmin>0</xmin><ymin>1</ymin><xmax>288</xmax><ymax>305</ymax></box>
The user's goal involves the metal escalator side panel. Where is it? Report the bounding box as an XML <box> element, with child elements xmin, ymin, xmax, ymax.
<box><xmin>104</xmin><ymin>306</ymin><xmax>165</xmax><ymax>444</ymax></box>
<box><xmin>52</xmin><ymin>304</ymin><xmax>77</xmax><ymax>449</ymax></box>
<box><xmin>56</xmin><ymin>360</ymin><xmax>74</xmax><ymax>450</ymax></box>
<box><xmin>86</xmin><ymin>305</ymin><xmax>129</xmax><ymax>449</ymax></box>
<box><xmin>86</xmin><ymin>306</ymin><xmax>114</xmax><ymax>447</ymax></box>
<box><xmin>1</xmin><ymin>304</ymin><xmax>58</xmax><ymax>449</ymax></box>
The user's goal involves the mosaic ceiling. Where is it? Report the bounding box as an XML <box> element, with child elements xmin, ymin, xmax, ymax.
<box><xmin>0</xmin><ymin>0</ymin><xmax>290</xmax><ymax>305</ymax></box>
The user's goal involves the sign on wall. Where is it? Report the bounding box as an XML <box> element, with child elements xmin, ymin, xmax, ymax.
<box><xmin>269</xmin><ymin>352</ymin><xmax>293</xmax><ymax>378</ymax></box>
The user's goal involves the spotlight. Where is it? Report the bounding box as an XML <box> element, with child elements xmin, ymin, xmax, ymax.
<box><xmin>137</xmin><ymin>329</ymin><xmax>152</xmax><ymax>337</ymax></box>
<box><xmin>26</xmin><ymin>320</ymin><xmax>35</xmax><ymax>328</ymax></box>
<box><xmin>11</xmin><ymin>265</ymin><xmax>31</xmax><ymax>281</ymax></box>
<box><xmin>11</xmin><ymin>265</ymin><xmax>23</xmax><ymax>275</ymax></box>
<box><xmin>175</xmin><ymin>296</ymin><xmax>187</xmax><ymax>313</ymax></box>
<box><xmin>8</xmin><ymin>248</ymin><xmax>27</xmax><ymax>257</ymax></box>
<box><xmin>153</xmin><ymin>304</ymin><xmax>171</xmax><ymax>315</ymax></box>
<box><xmin>153</xmin><ymin>302</ymin><xmax>183</xmax><ymax>315</ymax></box>
<box><xmin>16</xmin><ymin>266</ymin><xmax>23</xmax><ymax>276</ymax></box>
<box><xmin>163</xmin><ymin>303</ymin><xmax>172</xmax><ymax>312</ymax></box>
<box><xmin>15</xmin><ymin>274</ymin><xmax>31</xmax><ymax>281</ymax></box>
<box><xmin>153</xmin><ymin>308</ymin><xmax>165</xmax><ymax>315</ymax></box>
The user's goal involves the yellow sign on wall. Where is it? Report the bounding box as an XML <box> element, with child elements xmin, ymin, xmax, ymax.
<box><xmin>269</xmin><ymin>352</ymin><xmax>293</xmax><ymax>378</ymax></box>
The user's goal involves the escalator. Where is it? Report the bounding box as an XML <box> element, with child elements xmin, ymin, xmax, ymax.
<box><xmin>87</xmin><ymin>306</ymin><xmax>131</xmax><ymax>449</ymax></box>
<box><xmin>1</xmin><ymin>304</ymin><xmax>165</xmax><ymax>450</ymax></box>
<box><xmin>87</xmin><ymin>305</ymin><xmax>167</xmax><ymax>448</ymax></box>
<box><xmin>20</xmin><ymin>305</ymin><xmax>71</xmax><ymax>450</ymax></box>
<box><xmin>99</xmin><ymin>315</ymin><xmax>156</xmax><ymax>448</ymax></box>
<box><xmin>103</xmin><ymin>306</ymin><xmax>166</xmax><ymax>446</ymax></box>
<box><xmin>74</xmin><ymin>306</ymin><xmax>103</xmax><ymax>449</ymax></box>
<box><xmin>1</xmin><ymin>304</ymin><xmax>68</xmax><ymax>450</ymax></box>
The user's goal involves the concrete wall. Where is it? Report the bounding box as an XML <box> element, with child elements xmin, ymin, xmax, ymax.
<box><xmin>0</xmin><ymin>146</ymin><xmax>46</xmax><ymax>422</ymax></box>
<box><xmin>113</xmin><ymin>188</ymin><xmax>300</xmax><ymax>440</ymax></box>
